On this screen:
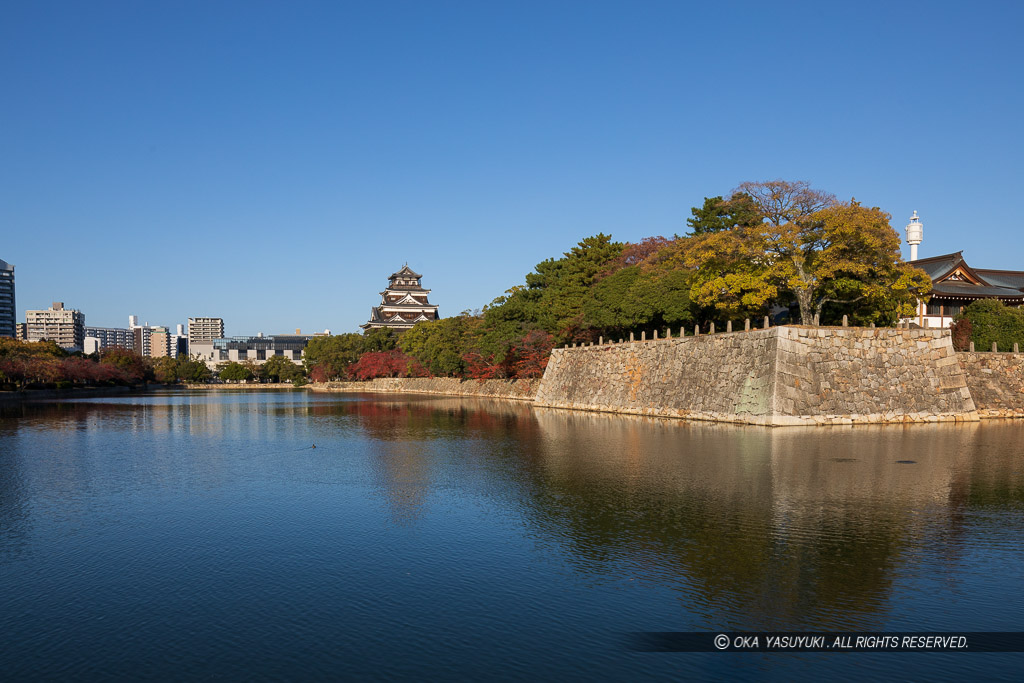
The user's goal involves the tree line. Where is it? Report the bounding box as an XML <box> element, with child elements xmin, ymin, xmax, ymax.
<box><xmin>304</xmin><ymin>179</ymin><xmax>939</xmax><ymax>382</ymax></box>
<box><xmin>0</xmin><ymin>341</ymin><xmax>153</xmax><ymax>390</ymax></box>
<box><xmin>15</xmin><ymin>178</ymin><xmax>990</xmax><ymax>388</ymax></box>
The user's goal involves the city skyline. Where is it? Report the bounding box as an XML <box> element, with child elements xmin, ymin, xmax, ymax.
<box><xmin>3</xmin><ymin>1</ymin><xmax>1023</xmax><ymax>334</ymax></box>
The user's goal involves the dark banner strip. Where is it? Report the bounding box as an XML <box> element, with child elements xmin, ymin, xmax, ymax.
<box><xmin>628</xmin><ymin>632</ymin><xmax>1024</xmax><ymax>653</ymax></box>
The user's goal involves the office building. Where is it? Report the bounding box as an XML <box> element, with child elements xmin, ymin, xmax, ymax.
<box><xmin>150</xmin><ymin>326</ymin><xmax>171</xmax><ymax>358</ymax></box>
<box><xmin>190</xmin><ymin>334</ymin><xmax>311</xmax><ymax>371</ymax></box>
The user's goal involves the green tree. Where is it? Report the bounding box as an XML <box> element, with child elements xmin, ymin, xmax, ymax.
<box><xmin>686</xmin><ymin>193</ymin><xmax>762</xmax><ymax>235</ymax></box>
<box><xmin>582</xmin><ymin>266</ymin><xmax>694</xmax><ymax>337</ymax></box>
<box><xmin>177</xmin><ymin>356</ymin><xmax>212</xmax><ymax>383</ymax></box>
<box><xmin>219</xmin><ymin>362</ymin><xmax>253</xmax><ymax>382</ymax></box>
<box><xmin>262</xmin><ymin>354</ymin><xmax>305</xmax><ymax>382</ymax></box>
<box><xmin>400</xmin><ymin>314</ymin><xmax>481</xmax><ymax>376</ymax></box>
<box><xmin>304</xmin><ymin>333</ymin><xmax>366</xmax><ymax>380</ymax></box>
<box><xmin>953</xmin><ymin>299</ymin><xmax>1024</xmax><ymax>351</ymax></box>
<box><xmin>362</xmin><ymin>327</ymin><xmax>399</xmax><ymax>353</ymax></box>
<box><xmin>242</xmin><ymin>359</ymin><xmax>263</xmax><ymax>382</ymax></box>
<box><xmin>485</xmin><ymin>234</ymin><xmax>624</xmax><ymax>345</ymax></box>
<box><xmin>151</xmin><ymin>356</ymin><xmax>178</xmax><ymax>383</ymax></box>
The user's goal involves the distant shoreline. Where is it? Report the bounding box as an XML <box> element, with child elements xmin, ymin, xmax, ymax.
<box><xmin>0</xmin><ymin>385</ymin><xmax>147</xmax><ymax>402</ymax></box>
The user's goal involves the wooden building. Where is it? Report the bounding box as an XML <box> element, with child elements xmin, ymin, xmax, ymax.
<box><xmin>908</xmin><ymin>252</ymin><xmax>1024</xmax><ymax>328</ymax></box>
<box><xmin>361</xmin><ymin>265</ymin><xmax>440</xmax><ymax>331</ymax></box>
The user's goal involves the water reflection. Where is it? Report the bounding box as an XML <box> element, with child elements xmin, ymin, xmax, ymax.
<box><xmin>2</xmin><ymin>392</ymin><xmax>1024</xmax><ymax>677</ymax></box>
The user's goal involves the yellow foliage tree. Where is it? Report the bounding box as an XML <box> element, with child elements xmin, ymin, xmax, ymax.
<box><xmin>682</xmin><ymin>181</ymin><xmax>931</xmax><ymax>324</ymax></box>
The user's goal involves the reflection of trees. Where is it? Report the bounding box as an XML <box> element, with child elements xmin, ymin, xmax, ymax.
<box><xmin>519</xmin><ymin>412</ymin><xmax>1024</xmax><ymax>629</ymax></box>
<box><xmin>308</xmin><ymin>396</ymin><xmax>540</xmax><ymax>522</ymax></box>
<box><xmin>6</xmin><ymin>393</ymin><xmax>1024</xmax><ymax>630</ymax></box>
<box><xmin>309</xmin><ymin>395</ymin><xmax>537</xmax><ymax>442</ymax></box>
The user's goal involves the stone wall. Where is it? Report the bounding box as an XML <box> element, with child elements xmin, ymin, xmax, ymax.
<box><xmin>183</xmin><ymin>383</ymin><xmax>300</xmax><ymax>390</ymax></box>
<box><xmin>534</xmin><ymin>326</ymin><xmax>978</xmax><ymax>426</ymax></box>
<box><xmin>309</xmin><ymin>377</ymin><xmax>540</xmax><ymax>400</ymax></box>
<box><xmin>958</xmin><ymin>352</ymin><xmax>1024</xmax><ymax>418</ymax></box>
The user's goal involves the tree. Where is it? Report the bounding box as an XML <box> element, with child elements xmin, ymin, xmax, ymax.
<box><xmin>508</xmin><ymin>330</ymin><xmax>554</xmax><ymax>378</ymax></box>
<box><xmin>347</xmin><ymin>350</ymin><xmax>429</xmax><ymax>380</ymax></box>
<box><xmin>177</xmin><ymin>356</ymin><xmax>212</xmax><ymax>383</ymax></box>
<box><xmin>735</xmin><ymin>179</ymin><xmax>835</xmax><ymax>225</ymax></box>
<box><xmin>99</xmin><ymin>347</ymin><xmax>150</xmax><ymax>384</ymax></box>
<box><xmin>484</xmin><ymin>234</ymin><xmax>624</xmax><ymax>346</ymax></box>
<box><xmin>362</xmin><ymin>327</ymin><xmax>399</xmax><ymax>353</ymax></box>
<box><xmin>683</xmin><ymin>182</ymin><xmax>930</xmax><ymax>324</ymax></box>
<box><xmin>583</xmin><ymin>266</ymin><xmax>694</xmax><ymax>337</ymax></box>
<box><xmin>152</xmin><ymin>356</ymin><xmax>179</xmax><ymax>383</ymax></box>
<box><xmin>262</xmin><ymin>354</ymin><xmax>305</xmax><ymax>383</ymax></box>
<box><xmin>400</xmin><ymin>314</ymin><xmax>481</xmax><ymax>377</ymax></box>
<box><xmin>686</xmin><ymin>193</ymin><xmax>762</xmax><ymax>235</ymax></box>
<box><xmin>242</xmin><ymin>359</ymin><xmax>263</xmax><ymax>383</ymax></box>
<box><xmin>953</xmin><ymin>299</ymin><xmax>1024</xmax><ymax>352</ymax></box>
<box><xmin>304</xmin><ymin>333</ymin><xmax>366</xmax><ymax>380</ymax></box>
<box><xmin>218</xmin><ymin>362</ymin><xmax>253</xmax><ymax>382</ymax></box>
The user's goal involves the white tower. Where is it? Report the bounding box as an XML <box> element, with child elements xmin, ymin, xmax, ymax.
<box><xmin>905</xmin><ymin>210</ymin><xmax>923</xmax><ymax>261</ymax></box>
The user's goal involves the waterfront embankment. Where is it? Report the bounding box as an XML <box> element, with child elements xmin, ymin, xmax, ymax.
<box><xmin>308</xmin><ymin>326</ymin><xmax>1024</xmax><ymax>426</ymax></box>
<box><xmin>183</xmin><ymin>383</ymin><xmax>302</xmax><ymax>390</ymax></box>
<box><xmin>535</xmin><ymin>326</ymin><xmax>979</xmax><ymax>426</ymax></box>
<box><xmin>309</xmin><ymin>377</ymin><xmax>540</xmax><ymax>401</ymax></box>
<box><xmin>0</xmin><ymin>385</ymin><xmax>145</xmax><ymax>403</ymax></box>
<box><xmin>959</xmin><ymin>351</ymin><xmax>1024</xmax><ymax>418</ymax></box>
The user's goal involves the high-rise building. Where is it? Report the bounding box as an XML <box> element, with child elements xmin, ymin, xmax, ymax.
<box><xmin>84</xmin><ymin>327</ymin><xmax>134</xmax><ymax>351</ymax></box>
<box><xmin>26</xmin><ymin>302</ymin><xmax>85</xmax><ymax>351</ymax></box>
<box><xmin>361</xmin><ymin>265</ymin><xmax>439</xmax><ymax>330</ymax></box>
<box><xmin>129</xmin><ymin>315</ymin><xmax>151</xmax><ymax>356</ymax></box>
<box><xmin>188</xmin><ymin>317</ymin><xmax>225</xmax><ymax>348</ymax></box>
<box><xmin>170</xmin><ymin>323</ymin><xmax>188</xmax><ymax>358</ymax></box>
<box><xmin>0</xmin><ymin>258</ymin><xmax>15</xmax><ymax>338</ymax></box>
<box><xmin>149</xmin><ymin>326</ymin><xmax>171</xmax><ymax>358</ymax></box>
<box><xmin>16</xmin><ymin>323</ymin><xmax>26</xmax><ymax>340</ymax></box>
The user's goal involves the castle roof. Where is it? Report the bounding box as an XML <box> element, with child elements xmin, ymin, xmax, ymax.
<box><xmin>389</xmin><ymin>264</ymin><xmax>422</xmax><ymax>280</ymax></box>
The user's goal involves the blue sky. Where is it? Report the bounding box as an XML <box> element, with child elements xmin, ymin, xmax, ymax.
<box><xmin>2</xmin><ymin>1</ymin><xmax>1022</xmax><ymax>334</ymax></box>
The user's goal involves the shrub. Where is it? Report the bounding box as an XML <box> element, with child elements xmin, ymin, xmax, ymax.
<box><xmin>954</xmin><ymin>299</ymin><xmax>1024</xmax><ymax>352</ymax></box>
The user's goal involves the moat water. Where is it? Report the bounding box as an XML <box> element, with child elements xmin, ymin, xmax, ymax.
<box><xmin>1</xmin><ymin>390</ymin><xmax>1023</xmax><ymax>680</ymax></box>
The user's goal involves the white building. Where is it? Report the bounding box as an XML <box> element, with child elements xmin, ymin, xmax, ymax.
<box><xmin>190</xmin><ymin>335</ymin><xmax>311</xmax><ymax>371</ymax></box>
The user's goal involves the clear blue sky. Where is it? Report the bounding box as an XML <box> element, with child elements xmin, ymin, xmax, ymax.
<box><xmin>3</xmin><ymin>1</ymin><xmax>1022</xmax><ymax>334</ymax></box>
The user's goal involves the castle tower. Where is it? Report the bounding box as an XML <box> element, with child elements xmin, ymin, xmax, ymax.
<box><xmin>360</xmin><ymin>265</ymin><xmax>440</xmax><ymax>330</ymax></box>
<box><xmin>906</xmin><ymin>210</ymin><xmax>923</xmax><ymax>261</ymax></box>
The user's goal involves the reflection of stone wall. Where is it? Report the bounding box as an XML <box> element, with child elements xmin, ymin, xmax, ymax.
<box><xmin>534</xmin><ymin>326</ymin><xmax>979</xmax><ymax>426</ymax></box>
<box><xmin>310</xmin><ymin>377</ymin><xmax>539</xmax><ymax>400</ymax></box>
<box><xmin>959</xmin><ymin>352</ymin><xmax>1024</xmax><ymax>417</ymax></box>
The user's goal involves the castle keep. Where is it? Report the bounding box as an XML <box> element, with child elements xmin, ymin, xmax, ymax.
<box><xmin>361</xmin><ymin>265</ymin><xmax>439</xmax><ymax>331</ymax></box>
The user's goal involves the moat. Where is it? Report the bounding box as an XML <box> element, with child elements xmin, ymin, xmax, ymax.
<box><xmin>2</xmin><ymin>391</ymin><xmax>1023</xmax><ymax>680</ymax></box>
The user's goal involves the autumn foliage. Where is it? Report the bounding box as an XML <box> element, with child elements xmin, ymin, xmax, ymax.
<box><xmin>0</xmin><ymin>338</ymin><xmax>145</xmax><ymax>390</ymax></box>
<box><xmin>347</xmin><ymin>350</ymin><xmax>430</xmax><ymax>380</ymax></box>
<box><xmin>308</xmin><ymin>179</ymin><xmax>932</xmax><ymax>384</ymax></box>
